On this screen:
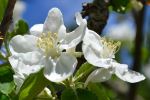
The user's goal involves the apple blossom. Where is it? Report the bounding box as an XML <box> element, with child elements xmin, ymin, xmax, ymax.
<box><xmin>9</xmin><ymin>8</ymin><xmax>87</xmax><ymax>91</ymax></box>
<box><xmin>75</xmin><ymin>13</ymin><xmax>145</xmax><ymax>86</ymax></box>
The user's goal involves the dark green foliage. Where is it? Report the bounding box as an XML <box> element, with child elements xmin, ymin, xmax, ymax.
<box><xmin>87</xmin><ymin>83</ymin><xmax>110</xmax><ymax>100</ymax></box>
<box><xmin>110</xmin><ymin>0</ymin><xmax>130</xmax><ymax>13</ymax></box>
<box><xmin>14</xmin><ymin>20</ymin><xmax>29</xmax><ymax>35</ymax></box>
<box><xmin>61</xmin><ymin>88</ymin><xmax>98</xmax><ymax>100</ymax></box>
<box><xmin>0</xmin><ymin>65</ymin><xmax>15</xmax><ymax>96</ymax></box>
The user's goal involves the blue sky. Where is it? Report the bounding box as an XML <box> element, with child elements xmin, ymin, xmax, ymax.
<box><xmin>22</xmin><ymin>0</ymin><xmax>92</xmax><ymax>27</ymax></box>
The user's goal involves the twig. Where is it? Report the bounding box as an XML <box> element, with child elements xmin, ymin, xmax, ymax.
<box><xmin>81</xmin><ymin>0</ymin><xmax>109</xmax><ymax>34</ymax></box>
<box><xmin>0</xmin><ymin>0</ymin><xmax>17</xmax><ymax>48</ymax></box>
<box><xmin>128</xmin><ymin>1</ymin><xmax>146</xmax><ymax>100</ymax></box>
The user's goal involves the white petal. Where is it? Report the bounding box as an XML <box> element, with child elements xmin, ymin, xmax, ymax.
<box><xmin>44</xmin><ymin>53</ymin><xmax>77</xmax><ymax>82</ymax></box>
<box><xmin>83</xmin><ymin>29</ymin><xmax>102</xmax><ymax>52</ymax></box>
<box><xmin>58</xmin><ymin>25</ymin><xmax>66</xmax><ymax>41</ymax></box>
<box><xmin>9</xmin><ymin>51</ymin><xmax>44</xmax><ymax>75</ymax></box>
<box><xmin>75</xmin><ymin>12</ymin><xmax>86</xmax><ymax>25</ymax></box>
<box><xmin>30</xmin><ymin>24</ymin><xmax>43</xmax><ymax>37</ymax></box>
<box><xmin>60</xmin><ymin>20</ymin><xmax>87</xmax><ymax>49</ymax></box>
<box><xmin>114</xmin><ymin>62</ymin><xmax>145</xmax><ymax>83</ymax></box>
<box><xmin>82</xmin><ymin>43</ymin><xmax>112</xmax><ymax>68</ymax></box>
<box><xmin>13</xmin><ymin>73</ymin><xmax>25</xmax><ymax>93</ymax></box>
<box><xmin>43</xmin><ymin>8</ymin><xmax>64</xmax><ymax>33</ymax></box>
<box><xmin>9</xmin><ymin>35</ymin><xmax>38</xmax><ymax>54</ymax></box>
<box><xmin>85</xmin><ymin>68</ymin><xmax>112</xmax><ymax>87</ymax></box>
<box><xmin>43</xmin><ymin>57</ymin><xmax>54</xmax><ymax>80</ymax></box>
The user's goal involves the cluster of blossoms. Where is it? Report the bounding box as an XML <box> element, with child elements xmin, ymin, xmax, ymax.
<box><xmin>8</xmin><ymin>8</ymin><xmax>145</xmax><ymax>92</ymax></box>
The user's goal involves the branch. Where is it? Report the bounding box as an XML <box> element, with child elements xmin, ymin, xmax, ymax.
<box><xmin>0</xmin><ymin>0</ymin><xmax>17</xmax><ymax>48</ymax></box>
<box><xmin>81</xmin><ymin>0</ymin><xmax>109</xmax><ymax>34</ymax></box>
<box><xmin>128</xmin><ymin>1</ymin><xmax>146</xmax><ymax>100</ymax></box>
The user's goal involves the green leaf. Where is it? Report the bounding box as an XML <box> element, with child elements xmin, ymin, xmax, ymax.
<box><xmin>18</xmin><ymin>69</ymin><xmax>50</xmax><ymax>100</ymax></box>
<box><xmin>0</xmin><ymin>0</ymin><xmax>8</xmax><ymax>21</ymax></box>
<box><xmin>61</xmin><ymin>88</ymin><xmax>98</xmax><ymax>100</ymax></box>
<box><xmin>74</xmin><ymin>62</ymin><xmax>95</xmax><ymax>82</ymax></box>
<box><xmin>61</xmin><ymin>88</ymin><xmax>77</xmax><ymax>100</ymax></box>
<box><xmin>14</xmin><ymin>19</ymin><xmax>29</xmax><ymax>35</ymax></box>
<box><xmin>0</xmin><ymin>92</ymin><xmax>9</xmax><ymax>100</ymax></box>
<box><xmin>0</xmin><ymin>81</ymin><xmax>15</xmax><ymax>95</ymax></box>
<box><xmin>7</xmin><ymin>20</ymin><xmax>29</xmax><ymax>42</ymax></box>
<box><xmin>87</xmin><ymin>83</ymin><xmax>110</xmax><ymax>100</ymax></box>
<box><xmin>110</xmin><ymin>0</ymin><xmax>130</xmax><ymax>13</ymax></box>
<box><xmin>0</xmin><ymin>65</ymin><xmax>14</xmax><ymax>82</ymax></box>
<box><xmin>0</xmin><ymin>65</ymin><xmax>15</xmax><ymax>95</ymax></box>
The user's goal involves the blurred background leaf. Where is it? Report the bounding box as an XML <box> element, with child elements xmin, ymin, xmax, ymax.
<box><xmin>61</xmin><ymin>88</ymin><xmax>98</xmax><ymax>100</ymax></box>
<box><xmin>87</xmin><ymin>83</ymin><xmax>110</xmax><ymax>100</ymax></box>
<box><xmin>110</xmin><ymin>0</ymin><xmax>130</xmax><ymax>13</ymax></box>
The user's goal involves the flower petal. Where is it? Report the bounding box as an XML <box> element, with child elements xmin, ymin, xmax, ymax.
<box><xmin>57</xmin><ymin>25</ymin><xmax>66</xmax><ymax>41</ymax></box>
<box><xmin>60</xmin><ymin>20</ymin><xmax>87</xmax><ymax>50</ymax></box>
<box><xmin>44</xmin><ymin>53</ymin><xmax>77</xmax><ymax>82</ymax></box>
<box><xmin>43</xmin><ymin>57</ymin><xmax>54</xmax><ymax>80</ymax></box>
<box><xmin>83</xmin><ymin>29</ymin><xmax>102</xmax><ymax>51</ymax></box>
<box><xmin>30</xmin><ymin>24</ymin><xmax>43</xmax><ymax>37</ymax></box>
<box><xmin>43</xmin><ymin>8</ymin><xmax>64</xmax><ymax>33</ymax></box>
<box><xmin>82</xmin><ymin>29</ymin><xmax>113</xmax><ymax>68</ymax></box>
<box><xmin>114</xmin><ymin>62</ymin><xmax>145</xmax><ymax>83</ymax></box>
<box><xmin>9</xmin><ymin>35</ymin><xmax>38</xmax><ymax>54</ymax></box>
<box><xmin>13</xmin><ymin>73</ymin><xmax>25</xmax><ymax>93</ymax></box>
<box><xmin>85</xmin><ymin>68</ymin><xmax>112</xmax><ymax>87</ymax></box>
<box><xmin>75</xmin><ymin>12</ymin><xmax>86</xmax><ymax>25</ymax></box>
<box><xmin>82</xmin><ymin>43</ymin><xmax>112</xmax><ymax>68</ymax></box>
<box><xmin>9</xmin><ymin>51</ymin><xmax>44</xmax><ymax>75</ymax></box>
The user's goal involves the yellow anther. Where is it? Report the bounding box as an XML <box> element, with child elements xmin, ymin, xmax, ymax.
<box><xmin>101</xmin><ymin>37</ymin><xmax>121</xmax><ymax>57</ymax></box>
<box><xmin>37</xmin><ymin>32</ymin><xmax>58</xmax><ymax>54</ymax></box>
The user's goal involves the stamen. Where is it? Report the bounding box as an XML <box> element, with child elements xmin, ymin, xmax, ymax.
<box><xmin>101</xmin><ymin>37</ymin><xmax>121</xmax><ymax>56</ymax></box>
<box><xmin>37</xmin><ymin>32</ymin><xmax>58</xmax><ymax>54</ymax></box>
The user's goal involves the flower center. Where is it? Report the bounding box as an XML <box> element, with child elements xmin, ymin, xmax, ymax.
<box><xmin>37</xmin><ymin>32</ymin><xmax>58</xmax><ymax>56</ymax></box>
<box><xmin>101</xmin><ymin>37</ymin><xmax>121</xmax><ymax>58</ymax></box>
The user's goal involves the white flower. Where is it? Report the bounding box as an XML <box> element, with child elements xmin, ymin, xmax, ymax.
<box><xmin>9</xmin><ymin>8</ymin><xmax>87</xmax><ymax>90</ymax></box>
<box><xmin>75</xmin><ymin>13</ymin><xmax>145</xmax><ymax>86</ymax></box>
